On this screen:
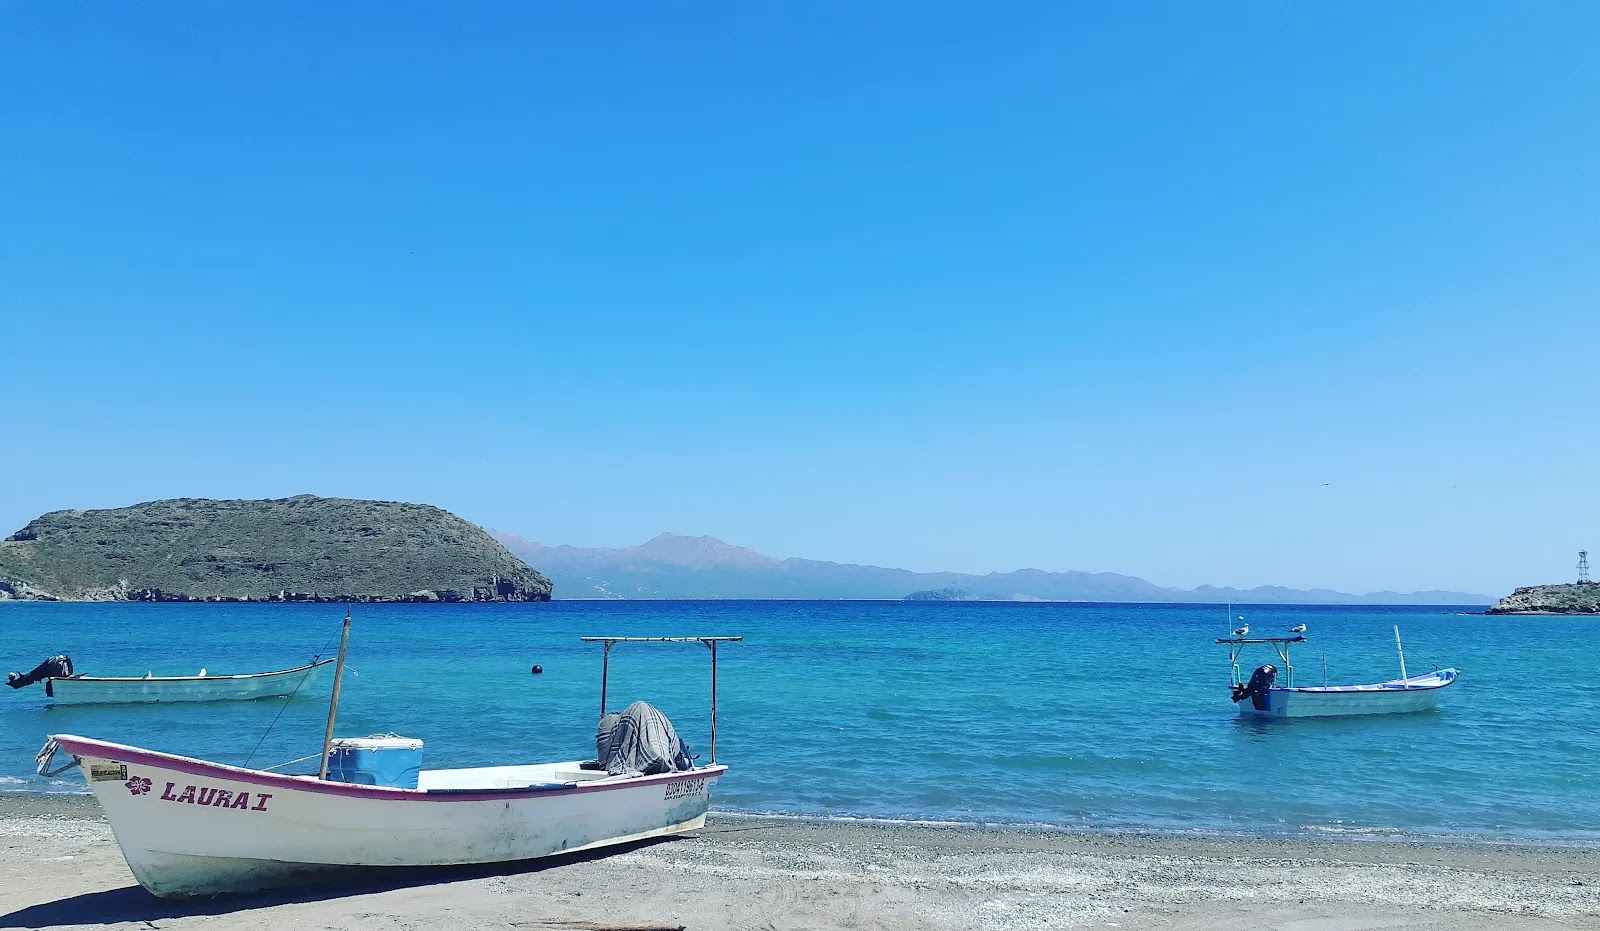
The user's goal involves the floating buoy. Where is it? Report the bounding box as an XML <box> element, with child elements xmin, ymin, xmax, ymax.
<box><xmin>530</xmin><ymin>665</ymin><xmax>543</xmax><ymax>675</ymax></box>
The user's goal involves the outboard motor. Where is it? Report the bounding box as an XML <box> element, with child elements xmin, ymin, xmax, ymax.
<box><xmin>6</xmin><ymin>655</ymin><xmax>73</xmax><ymax>691</ymax></box>
<box><xmin>1230</xmin><ymin>663</ymin><xmax>1277</xmax><ymax>710</ymax></box>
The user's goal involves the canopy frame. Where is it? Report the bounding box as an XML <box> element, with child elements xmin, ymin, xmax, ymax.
<box><xmin>580</xmin><ymin>636</ymin><xmax>743</xmax><ymax>764</ymax></box>
<box><xmin>1215</xmin><ymin>635</ymin><xmax>1306</xmax><ymax>688</ymax></box>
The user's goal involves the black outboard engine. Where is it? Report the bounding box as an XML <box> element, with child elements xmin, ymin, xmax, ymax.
<box><xmin>6</xmin><ymin>655</ymin><xmax>73</xmax><ymax>691</ymax></box>
<box><xmin>1230</xmin><ymin>663</ymin><xmax>1277</xmax><ymax>710</ymax></box>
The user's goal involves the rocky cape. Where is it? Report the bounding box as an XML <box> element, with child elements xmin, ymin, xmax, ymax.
<box><xmin>0</xmin><ymin>496</ymin><xmax>553</xmax><ymax>603</ymax></box>
<box><xmin>494</xmin><ymin>531</ymin><xmax>1490</xmax><ymax>605</ymax></box>
<box><xmin>1485</xmin><ymin>583</ymin><xmax>1600</xmax><ymax>615</ymax></box>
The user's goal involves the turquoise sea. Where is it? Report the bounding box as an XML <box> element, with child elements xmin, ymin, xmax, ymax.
<box><xmin>1</xmin><ymin>601</ymin><xmax>1595</xmax><ymax>844</ymax></box>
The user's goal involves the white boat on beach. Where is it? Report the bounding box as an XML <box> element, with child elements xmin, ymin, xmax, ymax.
<box><xmin>37</xmin><ymin>621</ymin><xmax>740</xmax><ymax>898</ymax></box>
<box><xmin>1218</xmin><ymin>624</ymin><xmax>1458</xmax><ymax>720</ymax></box>
<box><xmin>7</xmin><ymin>654</ymin><xmax>332</xmax><ymax>704</ymax></box>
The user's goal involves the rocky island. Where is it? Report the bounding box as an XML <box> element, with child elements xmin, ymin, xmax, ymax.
<box><xmin>1485</xmin><ymin>583</ymin><xmax>1600</xmax><ymax>615</ymax></box>
<box><xmin>0</xmin><ymin>495</ymin><xmax>553</xmax><ymax>603</ymax></box>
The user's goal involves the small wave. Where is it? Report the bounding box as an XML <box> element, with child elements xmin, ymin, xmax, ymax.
<box><xmin>712</xmin><ymin>808</ymin><xmax>1600</xmax><ymax>848</ymax></box>
<box><xmin>1302</xmin><ymin>824</ymin><xmax>1406</xmax><ymax>836</ymax></box>
<box><xmin>715</xmin><ymin>809</ymin><xmax>978</xmax><ymax>829</ymax></box>
<box><xmin>715</xmin><ymin>809</ymin><xmax>1233</xmax><ymax>838</ymax></box>
<box><xmin>0</xmin><ymin>778</ymin><xmax>91</xmax><ymax>795</ymax></box>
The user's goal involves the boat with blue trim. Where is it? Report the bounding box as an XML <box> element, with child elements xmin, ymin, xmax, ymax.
<box><xmin>7</xmin><ymin>655</ymin><xmax>332</xmax><ymax>704</ymax></box>
<box><xmin>1219</xmin><ymin>625</ymin><xmax>1458</xmax><ymax>720</ymax></box>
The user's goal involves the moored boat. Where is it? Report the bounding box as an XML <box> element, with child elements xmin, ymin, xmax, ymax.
<box><xmin>37</xmin><ymin>625</ymin><xmax>741</xmax><ymax>898</ymax></box>
<box><xmin>1219</xmin><ymin>624</ymin><xmax>1459</xmax><ymax>720</ymax></box>
<box><xmin>7</xmin><ymin>654</ymin><xmax>332</xmax><ymax>704</ymax></box>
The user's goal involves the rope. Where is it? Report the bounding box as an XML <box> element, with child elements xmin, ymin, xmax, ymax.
<box><xmin>307</xmin><ymin>622</ymin><xmax>342</xmax><ymax>664</ymax></box>
<box><xmin>243</xmin><ymin>621</ymin><xmax>344</xmax><ymax>769</ymax></box>
<box><xmin>258</xmin><ymin>752</ymin><xmax>324</xmax><ymax>773</ymax></box>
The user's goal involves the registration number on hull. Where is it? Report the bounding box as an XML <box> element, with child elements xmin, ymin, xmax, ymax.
<box><xmin>663</xmin><ymin>777</ymin><xmax>708</xmax><ymax>801</ymax></box>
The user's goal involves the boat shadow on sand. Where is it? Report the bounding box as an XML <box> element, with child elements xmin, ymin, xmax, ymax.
<box><xmin>0</xmin><ymin>837</ymin><xmax>677</xmax><ymax>928</ymax></box>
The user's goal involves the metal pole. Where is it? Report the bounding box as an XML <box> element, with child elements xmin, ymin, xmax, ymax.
<box><xmin>600</xmin><ymin>641</ymin><xmax>611</xmax><ymax>717</ymax></box>
<box><xmin>1394</xmin><ymin>625</ymin><xmax>1408</xmax><ymax>688</ymax></box>
<box><xmin>318</xmin><ymin>610</ymin><xmax>352</xmax><ymax>781</ymax></box>
<box><xmin>709</xmin><ymin>639</ymin><xmax>719</xmax><ymax>765</ymax></box>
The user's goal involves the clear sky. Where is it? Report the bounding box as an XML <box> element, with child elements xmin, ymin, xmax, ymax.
<box><xmin>4</xmin><ymin>3</ymin><xmax>1596</xmax><ymax>596</ymax></box>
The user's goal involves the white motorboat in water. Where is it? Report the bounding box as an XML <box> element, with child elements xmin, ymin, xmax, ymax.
<box><xmin>38</xmin><ymin>618</ymin><xmax>741</xmax><ymax>898</ymax></box>
<box><xmin>7</xmin><ymin>654</ymin><xmax>333</xmax><ymax>704</ymax></box>
<box><xmin>1218</xmin><ymin>624</ymin><xmax>1458</xmax><ymax>720</ymax></box>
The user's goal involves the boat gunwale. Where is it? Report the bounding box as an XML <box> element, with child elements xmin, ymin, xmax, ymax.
<box><xmin>50</xmin><ymin>733</ymin><xmax>726</xmax><ymax>803</ymax></box>
<box><xmin>51</xmin><ymin>659</ymin><xmax>334</xmax><ymax>685</ymax></box>
<box><xmin>1272</xmin><ymin>668</ymin><xmax>1460</xmax><ymax>696</ymax></box>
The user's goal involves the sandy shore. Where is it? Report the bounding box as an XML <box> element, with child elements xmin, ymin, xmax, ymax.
<box><xmin>2</xmin><ymin>796</ymin><xmax>1597</xmax><ymax>930</ymax></box>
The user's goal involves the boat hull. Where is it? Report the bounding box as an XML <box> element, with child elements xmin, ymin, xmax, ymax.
<box><xmin>46</xmin><ymin>661</ymin><xmax>330</xmax><ymax>705</ymax></box>
<box><xmin>1236</xmin><ymin>669</ymin><xmax>1459</xmax><ymax>720</ymax></box>
<box><xmin>52</xmin><ymin>735</ymin><xmax>722</xmax><ymax>898</ymax></box>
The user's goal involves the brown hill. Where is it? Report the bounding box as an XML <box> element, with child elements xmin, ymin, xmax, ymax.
<box><xmin>0</xmin><ymin>495</ymin><xmax>552</xmax><ymax>603</ymax></box>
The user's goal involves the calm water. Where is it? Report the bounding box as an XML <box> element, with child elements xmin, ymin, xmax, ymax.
<box><xmin>1</xmin><ymin>601</ymin><xmax>1595</xmax><ymax>844</ymax></box>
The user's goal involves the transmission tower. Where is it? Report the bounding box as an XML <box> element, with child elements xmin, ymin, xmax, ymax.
<box><xmin>1581</xmin><ymin>550</ymin><xmax>1592</xmax><ymax>585</ymax></box>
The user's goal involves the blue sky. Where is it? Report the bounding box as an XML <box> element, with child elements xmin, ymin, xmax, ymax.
<box><xmin>3</xmin><ymin>2</ymin><xmax>1596</xmax><ymax>595</ymax></box>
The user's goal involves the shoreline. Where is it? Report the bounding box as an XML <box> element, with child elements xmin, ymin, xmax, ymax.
<box><xmin>3</xmin><ymin>799</ymin><xmax>1597</xmax><ymax>930</ymax></box>
<box><xmin>1</xmin><ymin>597</ymin><xmax>1496</xmax><ymax>606</ymax></box>
<box><xmin>6</xmin><ymin>792</ymin><xmax>1600</xmax><ymax>853</ymax></box>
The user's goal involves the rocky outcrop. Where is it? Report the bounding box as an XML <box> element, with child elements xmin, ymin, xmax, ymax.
<box><xmin>1486</xmin><ymin>584</ymin><xmax>1600</xmax><ymax>615</ymax></box>
<box><xmin>0</xmin><ymin>496</ymin><xmax>553</xmax><ymax>603</ymax></box>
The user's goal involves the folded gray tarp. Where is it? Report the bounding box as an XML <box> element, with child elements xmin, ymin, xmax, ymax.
<box><xmin>595</xmin><ymin>700</ymin><xmax>695</xmax><ymax>775</ymax></box>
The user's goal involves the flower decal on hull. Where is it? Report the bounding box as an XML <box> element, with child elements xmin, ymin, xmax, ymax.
<box><xmin>126</xmin><ymin>776</ymin><xmax>153</xmax><ymax>796</ymax></box>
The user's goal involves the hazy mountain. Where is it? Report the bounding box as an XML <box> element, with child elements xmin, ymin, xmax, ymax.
<box><xmin>494</xmin><ymin>532</ymin><xmax>1492</xmax><ymax>605</ymax></box>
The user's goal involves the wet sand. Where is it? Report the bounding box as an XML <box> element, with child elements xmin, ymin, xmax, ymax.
<box><xmin>2</xmin><ymin>796</ymin><xmax>1597</xmax><ymax>930</ymax></box>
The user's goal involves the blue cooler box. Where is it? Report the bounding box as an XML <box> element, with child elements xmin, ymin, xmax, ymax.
<box><xmin>326</xmin><ymin>736</ymin><xmax>424</xmax><ymax>789</ymax></box>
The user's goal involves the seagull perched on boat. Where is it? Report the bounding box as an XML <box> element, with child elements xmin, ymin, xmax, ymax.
<box><xmin>1232</xmin><ymin>623</ymin><xmax>1249</xmax><ymax>637</ymax></box>
<box><xmin>1290</xmin><ymin>624</ymin><xmax>1307</xmax><ymax>634</ymax></box>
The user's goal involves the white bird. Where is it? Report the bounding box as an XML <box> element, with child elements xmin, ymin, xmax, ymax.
<box><xmin>1232</xmin><ymin>623</ymin><xmax>1249</xmax><ymax>637</ymax></box>
<box><xmin>1290</xmin><ymin>624</ymin><xmax>1307</xmax><ymax>634</ymax></box>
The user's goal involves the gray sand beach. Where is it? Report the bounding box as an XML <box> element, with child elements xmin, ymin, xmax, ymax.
<box><xmin>2</xmin><ymin>796</ymin><xmax>1596</xmax><ymax>930</ymax></box>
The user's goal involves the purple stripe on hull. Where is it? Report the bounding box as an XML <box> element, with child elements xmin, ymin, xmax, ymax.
<box><xmin>52</xmin><ymin>735</ymin><xmax>721</xmax><ymax>803</ymax></box>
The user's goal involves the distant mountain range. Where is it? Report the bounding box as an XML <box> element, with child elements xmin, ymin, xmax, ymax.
<box><xmin>491</xmin><ymin>532</ymin><xmax>1492</xmax><ymax>605</ymax></box>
